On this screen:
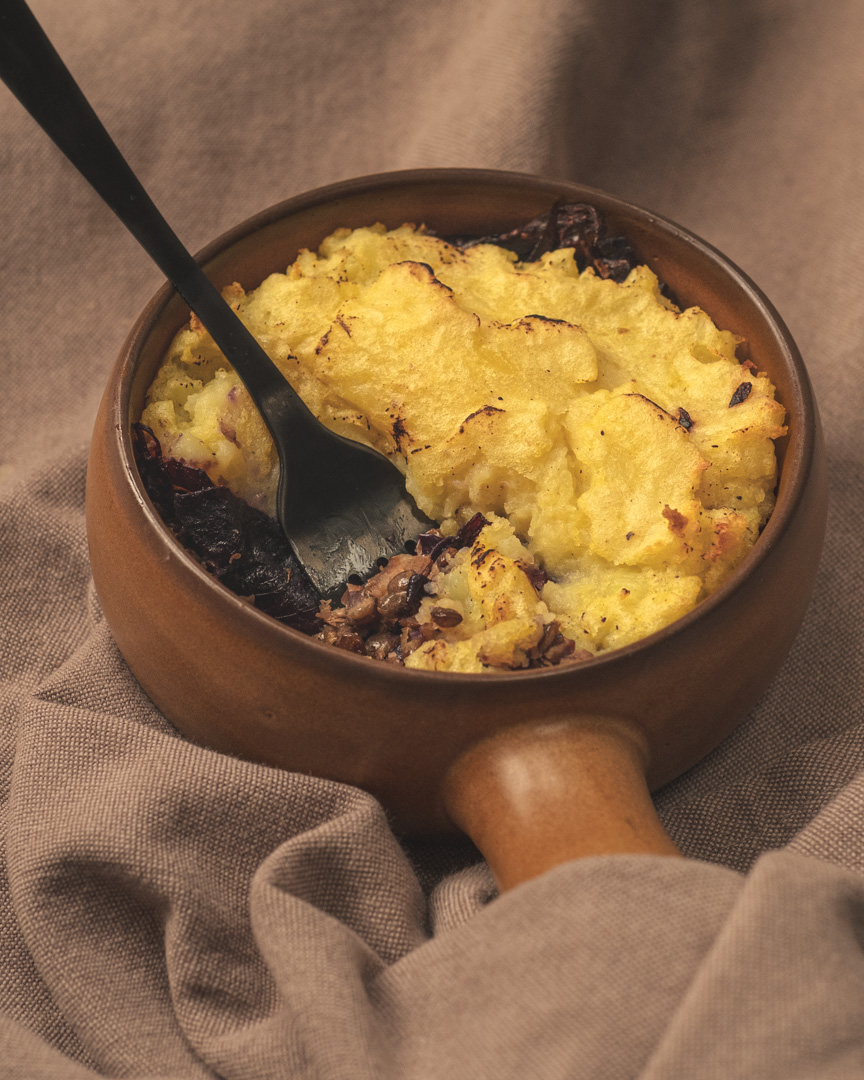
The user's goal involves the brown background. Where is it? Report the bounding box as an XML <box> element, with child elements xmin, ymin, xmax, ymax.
<box><xmin>2</xmin><ymin>1</ymin><xmax>863</xmax><ymax>1076</ymax></box>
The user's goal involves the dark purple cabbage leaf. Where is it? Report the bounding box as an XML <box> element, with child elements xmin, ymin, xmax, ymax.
<box><xmin>447</xmin><ymin>201</ymin><xmax>638</xmax><ymax>282</ymax></box>
<box><xmin>446</xmin><ymin>200</ymin><xmax>680</xmax><ymax>303</ymax></box>
<box><xmin>133</xmin><ymin>424</ymin><xmax>323</xmax><ymax>634</ymax></box>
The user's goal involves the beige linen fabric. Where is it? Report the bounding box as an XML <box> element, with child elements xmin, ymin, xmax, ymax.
<box><xmin>2</xmin><ymin>0</ymin><xmax>863</xmax><ymax>1076</ymax></box>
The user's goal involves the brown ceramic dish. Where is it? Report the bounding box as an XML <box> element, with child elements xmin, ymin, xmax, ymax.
<box><xmin>86</xmin><ymin>169</ymin><xmax>826</xmax><ymax>890</ymax></box>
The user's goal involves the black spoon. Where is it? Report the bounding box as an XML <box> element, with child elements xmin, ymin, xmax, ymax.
<box><xmin>0</xmin><ymin>0</ymin><xmax>432</xmax><ymax>599</ymax></box>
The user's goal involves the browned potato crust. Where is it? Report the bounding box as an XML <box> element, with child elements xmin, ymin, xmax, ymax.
<box><xmin>142</xmin><ymin>225</ymin><xmax>785</xmax><ymax>669</ymax></box>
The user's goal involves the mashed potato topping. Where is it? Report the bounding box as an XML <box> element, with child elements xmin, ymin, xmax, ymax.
<box><xmin>142</xmin><ymin>223</ymin><xmax>786</xmax><ymax>670</ymax></box>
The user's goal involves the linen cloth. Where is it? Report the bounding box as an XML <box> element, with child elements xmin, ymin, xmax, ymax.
<box><xmin>2</xmin><ymin>0</ymin><xmax>863</xmax><ymax>1076</ymax></box>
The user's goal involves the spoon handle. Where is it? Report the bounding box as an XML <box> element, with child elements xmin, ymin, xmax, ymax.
<box><xmin>0</xmin><ymin>0</ymin><xmax>313</xmax><ymax>432</ymax></box>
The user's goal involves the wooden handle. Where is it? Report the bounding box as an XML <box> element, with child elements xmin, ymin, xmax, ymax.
<box><xmin>443</xmin><ymin>718</ymin><xmax>680</xmax><ymax>892</ymax></box>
